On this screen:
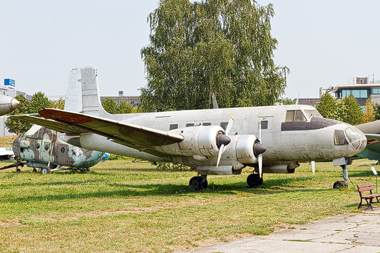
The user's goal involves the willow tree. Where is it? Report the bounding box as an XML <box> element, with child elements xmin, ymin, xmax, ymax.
<box><xmin>140</xmin><ymin>0</ymin><xmax>288</xmax><ymax>111</ymax></box>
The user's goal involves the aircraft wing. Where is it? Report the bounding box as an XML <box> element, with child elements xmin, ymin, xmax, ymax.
<box><xmin>37</xmin><ymin>108</ymin><xmax>184</xmax><ymax>148</ymax></box>
<box><xmin>355</xmin><ymin>134</ymin><xmax>380</xmax><ymax>161</ymax></box>
<box><xmin>10</xmin><ymin>115</ymin><xmax>87</xmax><ymax>134</ymax></box>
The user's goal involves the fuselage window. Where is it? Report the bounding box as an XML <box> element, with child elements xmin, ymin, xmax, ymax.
<box><xmin>220</xmin><ymin>122</ymin><xmax>228</xmax><ymax>130</ymax></box>
<box><xmin>186</xmin><ymin>123</ymin><xmax>194</xmax><ymax>127</ymax></box>
<box><xmin>203</xmin><ymin>123</ymin><xmax>211</xmax><ymax>126</ymax></box>
<box><xmin>334</xmin><ymin>130</ymin><xmax>348</xmax><ymax>145</ymax></box>
<box><xmin>260</xmin><ymin>120</ymin><xmax>268</xmax><ymax>129</ymax></box>
<box><xmin>169</xmin><ymin>124</ymin><xmax>178</xmax><ymax>130</ymax></box>
<box><xmin>285</xmin><ymin>110</ymin><xmax>306</xmax><ymax>122</ymax></box>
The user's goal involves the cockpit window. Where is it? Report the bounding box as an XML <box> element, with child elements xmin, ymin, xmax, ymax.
<box><xmin>345</xmin><ymin>127</ymin><xmax>360</xmax><ymax>149</ymax></box>
<box><xmin>334</xmin><ymin>130</ymin><xmax>348</xmax><ymax>145</ymax></box>
<box><xmin>285</xmin><ymin>110</ymin><xmax>306</xmax><ymax>122</ymax></box>
<box><xmin>304</xmin><ymin>109</ymin><xmax>322</xmax><ymax>119</ymax></box>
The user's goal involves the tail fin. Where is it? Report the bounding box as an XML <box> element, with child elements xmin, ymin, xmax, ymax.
<box><xmin>65</xmin><ymin>66</ymin><xmax>108</xmax><ymax>117</ymax></box>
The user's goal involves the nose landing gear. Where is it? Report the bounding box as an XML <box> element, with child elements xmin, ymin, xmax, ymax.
<box><xmin>333</xmin><ymin>158</ymin><xmax>351</xmax><ymax>189</ymax></box>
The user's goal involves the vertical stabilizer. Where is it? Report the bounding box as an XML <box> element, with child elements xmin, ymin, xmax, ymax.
<box><xmin>65</xmin><ymin>68</ymin><xmax>82</xmax><ymax>112</ymax></box>
<box><xmin>65</xmin><ymin>66</ymin><xmax>108</xmax><ymax>117</ymax></box>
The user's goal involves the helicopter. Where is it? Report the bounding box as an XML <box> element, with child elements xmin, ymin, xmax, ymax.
<box><xmin>11</xmin><ymin>124</ymin><xmax>105</xmax><ymax>174</ymax></box>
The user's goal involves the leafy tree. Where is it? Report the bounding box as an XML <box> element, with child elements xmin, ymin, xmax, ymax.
<box><xmin>315</xmin><ymin>92</ymin><xmax>336</xmax><ymax>119</ymax></box>
<box><xmin>29</xmin><ymin>92</ymin><xmax>54</xmax><ymax>113</ymax></box>
<box><xmin>363</xmin><ymin>99</ymin><xmax>375</xmax><ymax>123</ymax></box>
<box><xmin>5</xmin><ymin>95</ymin><xmax>32</xmax><ymax>134</ymax></box>
<box><xmin>118</xmin><ymin>101</ymin><xmax>134</xmax><ymax>114</ymax></box>
<box><xmin>281</xmin><ymin>97</ymin><xmax>295</xmax><ymax>105</ymax></box>
<box><xmin>140</xmin><ymin>0</ymin><xmax>288</xmax><ymax>112</ymax></box>
<box><xmin>334</xmin><ymin>94</ymin><xmax>363</xmax><ymax>125</ymax></box>
<box><xmin>102</xmin><ymin>98</ymin><xmax>119</xmax><ymax>114</ymax></box>
<box><xmin>374</xmin><ymin>103</ymin><xmax>380</xmax><ymax>120</ymax></box>
<box><xmin>52</xmin><ymin>97</ymin><xmax>65</xmax><ymax>110</ymax></box>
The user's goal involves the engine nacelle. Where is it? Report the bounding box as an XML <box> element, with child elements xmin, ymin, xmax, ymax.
<box><xmin>235</xmin><ymin>135</ymin><xmax>259</xmax><ymax>164</ymax></box>
<box><xmin>157</xmin><ymin>125</ymin><xmax>225</xmax><ymax>157</ymax></box>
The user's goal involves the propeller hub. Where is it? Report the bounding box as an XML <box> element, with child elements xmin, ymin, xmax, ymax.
<box><xmin>254</xmin><ymin>143</ymin><xmax>267</xmax><ymax>156</ymax></box>
<box><xmin>217</xmin><ymin>134</ymin><xmax>231</xmax><ymax>148</ymax></box>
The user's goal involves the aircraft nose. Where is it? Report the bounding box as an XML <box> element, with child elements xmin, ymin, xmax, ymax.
<box><xmin>11</xmin><ymin>98</ymin><xmax>20</xmax><ymax>110</ymax></box>
<box><xmin>346</xmin><ymin>126</ymin><xmax>367</xmax><ymax>151</ymax></box>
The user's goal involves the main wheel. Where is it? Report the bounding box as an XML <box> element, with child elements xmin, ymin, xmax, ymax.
<box><xmin>333</xmin><ymin>181</ymin><xmax>345</xmax><ymax>189</ymax></box>
<box><xmin>247</xmin><ymin>174</ymin><xmax>263</xmax><ymax>188</ymax></box>
<box><xmin>41</xmin><ymin>167</ymin><xmax>51</xmax><ymax>174</ymax></box>
<box><xmin>189</xmin><ymin>176</ymin><xmax>206</xmax><ymax>191</ymax></box>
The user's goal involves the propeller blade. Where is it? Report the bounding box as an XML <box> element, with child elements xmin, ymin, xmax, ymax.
<box><xmin>216</xmin><ymin>144</ymin><xmax>225</xmax><ymax>168</ymax></box>
<box><xmin>258</xmin><ymin>154</ymin><xmax>263</xmax><ymax>178</ymax></box>
<box><xmin>311</xmin><ymin>161</ymin><xmax>315</xmax><ymax>175</ymax></box>
<box><xmin>225</xmin><ymin>116</ymin><xmax>234</xmax><ymax>135</ymax></box>
<box><xmin>216</xmin><ymin>116</ymin><xmax>234</xmax><ymax>168</ymax></box>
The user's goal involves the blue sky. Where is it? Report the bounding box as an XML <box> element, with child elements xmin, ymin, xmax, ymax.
<box><xmin>1</xmin><ymin>0</ymin><xmax>379</xmax><ymax>100</ymax></box>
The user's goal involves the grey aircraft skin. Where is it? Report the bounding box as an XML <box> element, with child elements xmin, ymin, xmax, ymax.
<box><xmin>13</xmin><ymin>67</ymin><xmax>367</xmax><ymax>190</ymax></box>
<box><xmin>0</xmin><ymin>94</ymin><xmax>19</xmax><ymax>116</ymax></box>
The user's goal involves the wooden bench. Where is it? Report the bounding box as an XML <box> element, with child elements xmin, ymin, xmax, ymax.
<box><xmin>357</xmin><ymin>183</ymin><xmax>380</xmax><ymax>210</ymax></box>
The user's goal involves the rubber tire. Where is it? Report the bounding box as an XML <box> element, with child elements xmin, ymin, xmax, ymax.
<box><xmin>16</xmin><ymin>168</ymin><xmax>21</xmax><ymax>173</ymax></box>
<box><xmin>189</xmin><ymin>176</ymin><xmax>205</xmax><ymax>191</ymax></box>
<box><xmin>247</xmin><ymin>174</ymin><xmax>263</xmax><ymax>188</ymax></box>
<box><xmin>41</xmin><ymin>167</ymin><xmax>51</xmax><ymax>175</ymax></box>
<box><xmin>333</xmin><ymin>181</ymin><xmax>345</xmax><ymax>189</ymax></box>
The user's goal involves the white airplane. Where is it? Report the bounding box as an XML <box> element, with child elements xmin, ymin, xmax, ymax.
<box><xmin>0</xmin><ymin>94</ymin><xmax>19</xmax><ymax>116</ymax></box>
<box><xmin>12</xmin><ymin>67</ymin><xmax>367</xmax><ymax>190</ymax></box>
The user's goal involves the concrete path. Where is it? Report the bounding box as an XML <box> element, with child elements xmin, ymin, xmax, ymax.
<box><xmin>184</xmin><ymin>208</ymin><xmax>380</xmax><ymax>253</ymax></box>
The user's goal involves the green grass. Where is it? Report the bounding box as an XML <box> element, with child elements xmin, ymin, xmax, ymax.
<box><xmin>0</xmin><ymin>159</ymin><xmax>378</xmax><ymax>252</ymax></box>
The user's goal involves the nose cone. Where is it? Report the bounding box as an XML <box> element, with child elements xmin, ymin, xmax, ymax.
<box><xmin>11</xmin><ymin>98</ymin><xmax>20</xmax><ymax>111</ymax></box>
<box><xmin>0</xmin><ymin>95</ymin><xmax>19</xmax><ymax>116</ymax></box>
<box><xmin>254</xmin><ymin>143</ymin><xmax>267</xmax><ymax>156</ymax></box>
<box><xmin>346</xmin><ymin>126</ymin><xmax>367</xmax><ymax>151</ymax></box>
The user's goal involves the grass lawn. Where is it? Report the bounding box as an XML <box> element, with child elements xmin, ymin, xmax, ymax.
<box><xmin>0</xmin><ymin>158</ymin><xmax>377</xmax><ymax>252</ymax></box>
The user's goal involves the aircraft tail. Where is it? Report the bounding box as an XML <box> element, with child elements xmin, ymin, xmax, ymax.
<box><xmin>65</xmin><ymin>66</ymin><xmax>108</xmax><ymax>117</ymax></box>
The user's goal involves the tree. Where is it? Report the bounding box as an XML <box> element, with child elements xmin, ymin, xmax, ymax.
<box><xmin>102</xmin><ymin>98</ymin><xmax>119</xmax><ymax>114</ymax></box>
<box><xmin>281</xmin><ymin>97</ymin><xmax>295</xmax><ymax>105</ymax></box>
<box><xmin>362</xmin><ymin>99</ymin><xmax>375</xmax><ymax>123</ymax></box>
<box><xmin>29</xmin><ymin>92</ymin><xmax>54</xmax><ymax>113</ymax></box>
<box><xmin>118</xmin><ymin>101</ymin><xmax>134</xmax><ymax>114</ymax></box>
<box><xmin>374</xmin><ymin>103</ymin><xmax>380</xmax><ymax>120</ymax></box>
<box><xmin>52</xmin><ymin>97</ymin><xmax>65</xmax><ymax>110</ymax></box>
<box><xmin>140</xmin><ymin>0</ymin><xmax>288</xmax><ymax>112</ymax></box>
<box><xmin>315</xmin><ymin>92</ymin><xmax>336</xmax><ymax>119</ymax></box>
<box><xmin>334</xmin><ymin>94</ymin><xmax>363</xmax><ymax>125</ymax></box>
<box><xmin>5</xmin><ymin>95</ymin><xmax>32</xmax><ymax>134</ymax></box>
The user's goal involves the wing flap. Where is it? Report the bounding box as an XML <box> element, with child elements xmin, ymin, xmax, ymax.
<box><xmin>38</xmin><ymin>108</ymin><xmax>184</xmax><ymax>147</ymax></box>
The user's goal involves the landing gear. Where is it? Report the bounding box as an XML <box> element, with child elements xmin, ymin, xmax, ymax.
<box><xmin>333</xmin><ymin>159</ymin><xmax>350</xmax><ymax>189</ymax></box>
<box><xmin>247</xmin><ymin>174</ymin><xmax>263</xmax><ymax>188</ymax></box>
<box><xmin>41</xmin><ymin>167</ymin><xmax>51</xmax><ymax>174</ymax></box>
<box><xmin>333</xmin><ymin>181</ymin><xmax>346</xmax><ymax>189</ymax></box>
<box><xmin>189</xmin><ymin>176</ymin><xmax>208</xmax><ymax>191</ymax></box>
<box><xmin>33</xmin><ymin>167</ymin><xmax>37</xmax><ymax>172</ymax></box>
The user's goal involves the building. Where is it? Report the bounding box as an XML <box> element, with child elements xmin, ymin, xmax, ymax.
<box><xmin>323</xmin><ymin>76</ymin><xmax>380</xmax><ymax>106</ymax></box>
<box><xmin>100</xmin><ymin>91</ymin><xmax>140</xmax><ymax>106</ymax></box>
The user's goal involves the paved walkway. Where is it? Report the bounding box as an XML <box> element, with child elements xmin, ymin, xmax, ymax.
<box><xmin>184</xmin><ymin>208</ymin><xmax>380</xmax><ymax>253</ymax></box>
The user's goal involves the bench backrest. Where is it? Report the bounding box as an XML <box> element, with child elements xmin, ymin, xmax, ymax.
<box><xmin>357</xmin><ymin>183</ymin><xmax>374</xmax><ymax>193</ymax></box>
